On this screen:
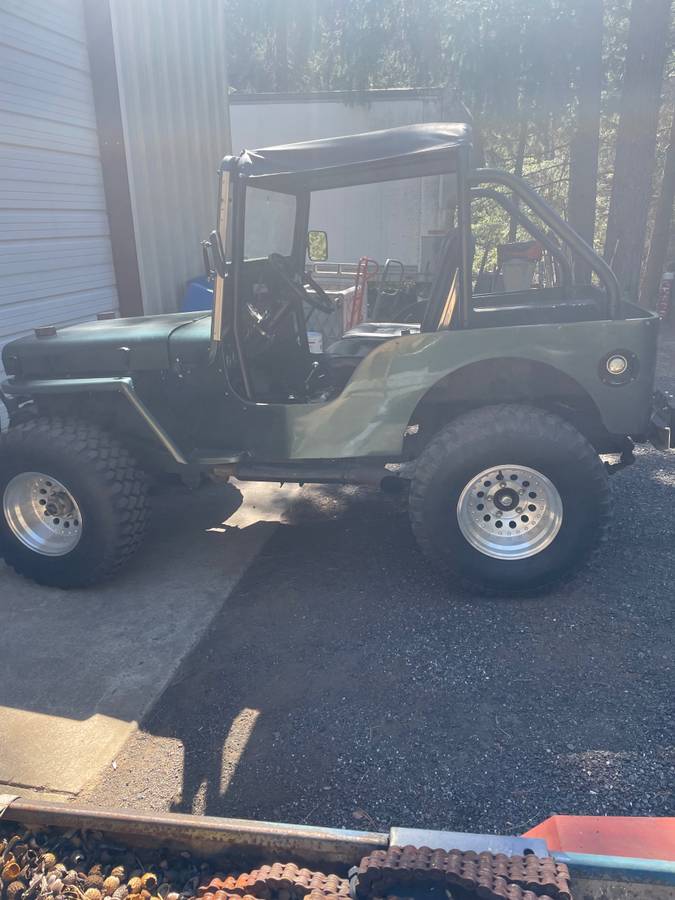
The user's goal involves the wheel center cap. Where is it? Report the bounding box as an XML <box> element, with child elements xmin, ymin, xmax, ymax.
<box><xmin>493</xmin><ymin>487</ymin><xmax>519</xmax><ymax>512</ymax></box>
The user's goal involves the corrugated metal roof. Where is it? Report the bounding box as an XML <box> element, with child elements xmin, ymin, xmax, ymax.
<box><xmin>110</xmin><ymin>0</ymin><xmax>231</xmax><ymax>314</ymax></box>
<box><xmin>0</xmin><ymin>0</ymin><xmax>118</xmax><ymax>373</ymax></box>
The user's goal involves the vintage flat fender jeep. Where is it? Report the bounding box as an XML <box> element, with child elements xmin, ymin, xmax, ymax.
<box><xmin>1</xmin><ymin>123</ymin><xmax>673</xmax><ymax>592</ymax></box>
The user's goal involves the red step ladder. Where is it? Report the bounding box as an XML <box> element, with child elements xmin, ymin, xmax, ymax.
<box><xmin>346</xmin><ymin>257</ymin><xmax>378</xmax><ymax>331</ymax></box>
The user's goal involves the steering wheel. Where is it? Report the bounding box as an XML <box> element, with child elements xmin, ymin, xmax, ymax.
<box><xmin>268</xmin><ymin>254</ymin><xmax>334</xmax><ymax>314</ymax></box>
<box><xmin>244</xmin><ymin>255</ymin><xmax>336</xmax><ymax>350</ymax></box>
<box><xmin>302</xmin><ymin>271</ymin><xmax>335</xmax><ymax>314</ymax></box>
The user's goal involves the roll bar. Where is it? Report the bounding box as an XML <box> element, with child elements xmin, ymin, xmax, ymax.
<box><xmin>470</xmin><ymin>187</ymin><xmax>573</xmax><ymax>289</ymax></box>
<box><xmin>470</xmin><ymin>169</ymin><xmax>621</xmax><ymax>318</ymax></box>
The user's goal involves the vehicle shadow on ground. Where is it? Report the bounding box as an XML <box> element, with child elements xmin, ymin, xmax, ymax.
<box><xmin>0</xmin><ymin>481</ymin><xmax>253</xmax><ymax>721</ymax></box>
<box><xmin>100</xmin><ymin>467</ymin><xmax>674</xmax><ymax>833</ymax></box>
<box><xmin>0</xmin><ymin>480</ymin><xmax>300</xmax><ymax>795</ymax></box>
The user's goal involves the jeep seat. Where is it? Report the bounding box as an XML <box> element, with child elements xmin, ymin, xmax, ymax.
<box><xmin>323</xmin><ymin>230</ymin><xmax>461</xmax><ymax>392</ymax></box>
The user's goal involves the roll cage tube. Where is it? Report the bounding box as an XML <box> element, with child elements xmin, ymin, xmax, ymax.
<box><xmin>224</xmin><ymin>166</ymin><xmax>312</xmax><ymax>401</ymax></box>
<box><xmin>471</xmin><ymin>169</ymin><xmax>621</xmax><ymax>317</ymax></box>
<box><xmin>230</xmin><ymin>170</ymin><xmax>254</xmax><ymax>399</ymax></box>
<box><xmin>456</xmin><ymin>147</ymin><xmax>473</xmax><ymax>329</ymax></box>
<box><xmin>470</xmin><ymin>187</ymin><xmax>573</xmax><ymax>289</ymax></box>
<box><xmin>290</xmin><ymin>190</ymin><xmax>312</xmax><ymax>356</ymax></box>
<box><xmin>293</xmin><ymin>191</ymin><xmax>311</xmax><ymax>270</ymax></box>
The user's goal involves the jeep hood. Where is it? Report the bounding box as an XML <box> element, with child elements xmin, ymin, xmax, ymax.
<box><xmin>2</xmin><ymin>313</ymin><xmax>210</xmax><ymax>379</ymax></box>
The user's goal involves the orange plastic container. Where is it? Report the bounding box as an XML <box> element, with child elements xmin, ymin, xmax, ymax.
<box><xmin>524</xmin><ymin>815</ymin><xmax>675</xmax><ymax>861</ymax></box>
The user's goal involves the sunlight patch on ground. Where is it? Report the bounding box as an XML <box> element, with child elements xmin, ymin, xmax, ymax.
<box><xmin>0</xmin><ymin>707</ymin><xmax>134</xmax><ymax>795</ymax></box>
<box><xmin>647</xmin><ymin>468</ymin><xmax>675</xmax><ymax>486</ymax></box>
<box><xmin>219</xmin><ymin>708</ymin><xmax>260</xmax><ymax>795</ymax></box>
<box><xmin>207</xmin><ymin>481</ymin><xmax>363</xmax><ymax>533</ymax></box>
<box><xmin>208</xmin><ymin>481</ymin><xmax>306</xmax><ymax>529</ymax></box>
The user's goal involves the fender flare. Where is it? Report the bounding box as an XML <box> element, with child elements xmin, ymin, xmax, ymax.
<box><xmin>1</xmin><ymin>376</ymin><xmax>188</xmax><ymax>464</ymax></box>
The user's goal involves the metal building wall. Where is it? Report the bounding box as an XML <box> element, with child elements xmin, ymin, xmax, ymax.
<box><xmin>109</xmin><ymin>0</ymin><xmax>231</xmax><ymax>315</ymax></box>
<box><xmin>0</xmin><ymin>0</ymin><xmax>119</xmax><ymax>372</ymax></box>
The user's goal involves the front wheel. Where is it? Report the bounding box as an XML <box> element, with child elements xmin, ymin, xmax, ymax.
<box><xmin>409</xmin><ymin>404</ymin><xmax>610</xmax><ymax>593</ymax></box>
<box><xmin>0</xmin><ymin>417</ymin><xmax>149</xmax><ymax>588</ymax></box>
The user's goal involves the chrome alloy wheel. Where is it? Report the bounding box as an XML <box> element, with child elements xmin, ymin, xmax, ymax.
<box><xmin>456</xmin><ymin>464</ymin><xmax>563</xmax><ymax>560</ymax></box>
<box><xmin>3</xmin><ymin>472</ymin><xmax>83</xmax><ymax>556</ymax></box>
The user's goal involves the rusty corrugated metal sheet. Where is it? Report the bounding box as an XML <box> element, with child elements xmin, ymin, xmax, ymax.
<box><xmin>109</xmin><ymin>0</ymin><xmax>230</xmax><ymax>315</ymax></box>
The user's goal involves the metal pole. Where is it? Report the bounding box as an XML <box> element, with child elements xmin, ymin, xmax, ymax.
<box><xmin>231</xmin><ymin>175</ymin><xmax>254</xmax><ymax>399</ymax></box>
<box><xmin>456</xmin><ymin>149</ymin><xmax>473</xmax><ymax>329</ymax></box>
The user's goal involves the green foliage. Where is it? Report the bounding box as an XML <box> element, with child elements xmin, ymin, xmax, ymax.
<box><xmin>225</xmin><ymin>0</ymin><xmax>675</xmax><ymax>258</ymax></box>
<box><xmin>226</xmin><ymin>0</ymin><xmax>579</xmax><ymax>126</ymax></box>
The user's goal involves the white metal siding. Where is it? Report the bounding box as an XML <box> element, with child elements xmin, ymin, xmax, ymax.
<box><xmin>110</xmin><ymin>0</ymin><xmax>231</xmax><ymax>315</ymax></box>
<box><xmin>0</xmin><ymin>0</ymin><xmax>118</xmax><ymax>372</ymax></box>
<box><xmin>231</xmin><ymin>95</ymin><xmax>453</xmax><ymax>269</ymax></box>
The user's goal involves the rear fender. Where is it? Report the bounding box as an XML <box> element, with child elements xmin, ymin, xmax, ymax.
<box><xmin>405</xmin><ymin>357</ymin><xmax>612</xmax><ymax>452</ymax></box>
<box><xmin>279</xmin><ymin>317</ymin><xmax>659</xmax><ymax>459</ymax></box>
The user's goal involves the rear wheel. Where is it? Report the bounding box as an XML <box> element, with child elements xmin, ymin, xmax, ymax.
<box><xmin>409</xmin><ymin>404</ymin><xmax>610</xmax><ymax>593</ymax></box>
<box><xmin>0</xmin><ymin>417</ymin><xmax>149</xmax><ymax>588</ymax></box>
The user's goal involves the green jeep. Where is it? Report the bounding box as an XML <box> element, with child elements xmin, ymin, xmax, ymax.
<box><xmin>1</xmin><ymin>123</ymin><xmax>673</xmax><ymax>592</ymax></box>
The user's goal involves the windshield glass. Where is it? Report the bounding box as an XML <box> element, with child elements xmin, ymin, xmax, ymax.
<box><xmin>244</xmin><ymin>187</ymin><xmax>296</xmax><ymax>260</ymax></box>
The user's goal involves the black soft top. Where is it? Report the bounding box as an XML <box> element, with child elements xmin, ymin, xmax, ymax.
<box><xmin>223</xmin><ymin>122</ymin><xmax>471</xmax><ymax>192</ymax></box>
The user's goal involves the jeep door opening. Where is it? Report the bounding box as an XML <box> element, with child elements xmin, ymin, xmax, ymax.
<box><xmin>1</xmin><ymin>123</ymin><xmax>673</xmax><ymax>591</ymax></box>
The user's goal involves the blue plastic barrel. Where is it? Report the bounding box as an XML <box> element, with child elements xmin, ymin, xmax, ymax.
<box><xmin>181</xmin><ymin>276</ymin><xmax>214</xmax><ymax>312</ymax></box>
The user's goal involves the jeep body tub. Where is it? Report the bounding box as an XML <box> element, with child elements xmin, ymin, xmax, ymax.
<box><xmin>1</xmin><ymin>306</ymin><xmax>659</xmax><ymax>463</ymax></box>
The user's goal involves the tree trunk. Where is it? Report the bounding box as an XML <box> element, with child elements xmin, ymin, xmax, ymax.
<box><xmin>508</xmin><ymin>118</ymin><xmax>528</xmax><ymax>242</ymax></box>
<box><xmin>274</xmin><ymin>0</ymin><xmax>289</xmax><ymax>92</ymax></box>
<box><xmin>567</xmin><ymin>0</ymin><xmax>603</xmax><ymax>283</ymax></box>
<box><xmin>640</xmin><ymin>105</ymin><xmax>675</xmax><ymax>307</ymax></box>
<box><xmin>602</xmin><ymin>0</ymin><xmax>671</xmax><ymax>299</ymax></box>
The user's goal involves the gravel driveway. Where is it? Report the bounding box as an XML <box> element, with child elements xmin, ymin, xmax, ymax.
<box><xmin>81</xmin><ymin>335</ymin><xmax>675</xmax><ymax>835</ymax></box>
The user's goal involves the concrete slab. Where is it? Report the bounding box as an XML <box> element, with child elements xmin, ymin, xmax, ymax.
<box><xmin>0</xmin><ymin>479</ymin><xmax>294</xmax><ymax>796</ymax></box>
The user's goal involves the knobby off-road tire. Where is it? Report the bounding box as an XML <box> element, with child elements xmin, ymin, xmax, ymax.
<box><xmin>409</xmin><ymin>404</ymin><xmax>610</xmax><ymax>593</ymax></box>
<box><xmin>0</xmin><ymin>417</ymin><xmax>149</xmax><ymax>588</ymax></box>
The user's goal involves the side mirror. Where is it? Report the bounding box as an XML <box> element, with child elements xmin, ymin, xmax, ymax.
<box><xmin>207</xmin><ymin>230</ymin><xmax>226</xmax><ymax>277</ymax></box>
<box><xmin>307</xmin><ymin>230</ymin><xmax>328</xmax><ymax>262</ymax></box>
<box><xmin>201</xmin><ymin>240</ymin><xmax>214</xmax><ymax>281</ymax></box>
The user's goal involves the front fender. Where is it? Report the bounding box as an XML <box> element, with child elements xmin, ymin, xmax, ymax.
<box><xmin>0</xmin><ymin>376</ymin><xmax>188</xmax><ymax>464</ymax></box>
